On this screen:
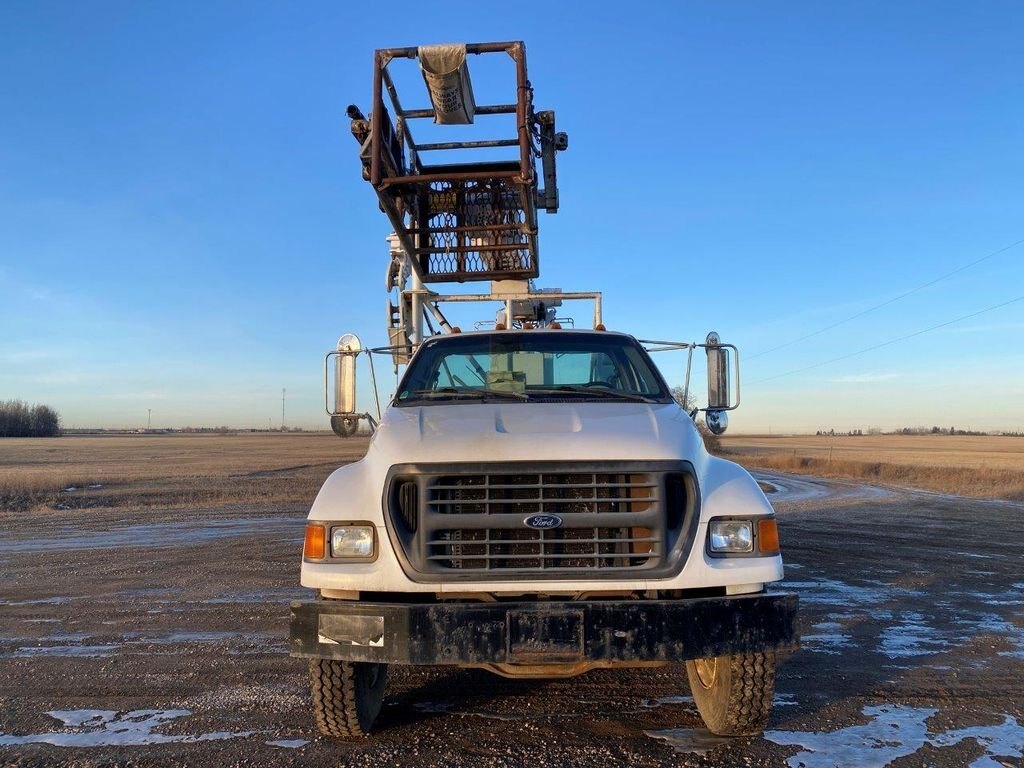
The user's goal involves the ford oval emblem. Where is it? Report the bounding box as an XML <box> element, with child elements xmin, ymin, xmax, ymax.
<box><xmin>524</xmin><ymin>513</ymin><xmax>562</xmax><ymax>530</ymax></box>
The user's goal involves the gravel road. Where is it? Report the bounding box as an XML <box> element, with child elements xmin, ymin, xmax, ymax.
<box><xmin>1</xmin><ymin>473</ymin><xmax>1022</xmax><ymax>767</ymax></box>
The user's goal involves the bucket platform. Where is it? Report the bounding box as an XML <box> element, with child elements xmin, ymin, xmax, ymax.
<box><xmin>348</xmin><ymin>41</ymin><xmax>566</xmax><ymax>284</ymax></box>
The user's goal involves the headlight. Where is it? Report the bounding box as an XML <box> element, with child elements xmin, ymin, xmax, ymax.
<box><xmin>709</xmin><ymin>520</ymin><xmax>753</xmax><ymax>553</ymax></box>
<box><xmin>331</xmin><ymin>525</ymin><xmax>376</xmax><ymax>559</ymax></box>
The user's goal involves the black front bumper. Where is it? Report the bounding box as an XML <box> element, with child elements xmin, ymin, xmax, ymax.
<box><xmin>289</xmin><ymin>592</ymin><xmax>798</xmax><ymax>665</ymax></box>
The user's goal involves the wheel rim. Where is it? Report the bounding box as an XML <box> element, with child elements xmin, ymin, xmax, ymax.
<box><xmin>693</xmin><ymin>657</ymin><xmax>717</xmax><ymax>689</ymax></box>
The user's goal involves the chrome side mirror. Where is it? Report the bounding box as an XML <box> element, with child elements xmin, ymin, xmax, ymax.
<box><xmin>705</xmin><ymin>332</ymin><xmax>730</xmax><ymax>410</ymax></box>
<box><xmin>703</xmin><ymin>331</ymin><xmax>739</xmax><ymax>435</ymax></box>
<box><xmin>326</xmin><ymin>334</ymin><xmax>365</xmax><ymax>438</ymax></box>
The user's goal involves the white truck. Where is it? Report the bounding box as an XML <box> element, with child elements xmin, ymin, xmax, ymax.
<box><xmin>289</xmin><ymin>41</ymin><xmax>797</xmax><ymax>740</ymax></box>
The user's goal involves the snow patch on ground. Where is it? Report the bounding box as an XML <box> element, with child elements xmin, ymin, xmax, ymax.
<box><xmin>764</xmin><ymin>705</ymin><xmax>1024</xmax><ymax>768</ymax></box>
<box><xmin>0</xmin><ymin>709</ymin><xmax>254</xmax><ymax>747</ymax></box>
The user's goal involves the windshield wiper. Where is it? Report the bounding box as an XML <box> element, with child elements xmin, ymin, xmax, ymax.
<box><xmin>406</xmin><ymin>387</ymin><xmax>528</xmax><ymax>402</ymax></box>
<box><xmin>527</xmin><ymin>386</ymin><xmax>658</xmax><ymax>403</ymax></box>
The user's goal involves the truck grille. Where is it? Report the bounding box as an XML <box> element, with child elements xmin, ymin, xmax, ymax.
<box><xmin>385</xmin><ymin>462</ymin><xmax>698</xmax><ymax>581</ymax></box>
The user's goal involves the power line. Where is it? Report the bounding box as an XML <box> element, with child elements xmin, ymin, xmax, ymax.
<box><xmin>748</xmin><ymin>236</ymin><xmax>1024</xmax><ymax>360</ymax></box>
<box><xmin>749</xmin><ymin>293</ymin><xmax>1024</xmax><ymax>385</ymax></box>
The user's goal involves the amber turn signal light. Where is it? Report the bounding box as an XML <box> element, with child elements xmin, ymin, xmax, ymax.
<box><xmin>757</xmin><ymin>518</ymin><xmax>780</xmax><ymax>555</ymax></box>
<box><xmin>304</xmin><ymin>524</ymin><xmax>326</xmax><ymax>559</ymax></box>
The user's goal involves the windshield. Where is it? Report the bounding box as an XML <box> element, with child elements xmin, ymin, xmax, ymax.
<box><xmin>395</xmin><ymin>333</ymin><xmax>672</xmax><ymax>405</ymax></box>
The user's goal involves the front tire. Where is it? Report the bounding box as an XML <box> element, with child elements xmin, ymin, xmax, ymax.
<box><xmin>309</xmin><ymin>659</ymin><xmax>388</xmax><ymax>739</ymax></box>
<box><xmin>685</xmin><ymin>651</ymin><xmax>776</xmax><ymax>736</ymax></box>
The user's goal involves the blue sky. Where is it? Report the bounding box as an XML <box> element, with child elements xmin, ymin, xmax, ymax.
<box><xmin>1</xmin><ymin>1</ymin><xmax>1022</xmax><ymax>433</ymax></box>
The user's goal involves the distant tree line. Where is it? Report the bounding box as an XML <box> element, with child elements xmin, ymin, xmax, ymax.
<box><xmin>0</xmin><ymin>400</ymin><xmax>62</xmax><ymax>437</ymax></box>
<box><xmin>814</xmin><ymin>426</ymin><xmax>995</xmax><ymax>437</ymax></box>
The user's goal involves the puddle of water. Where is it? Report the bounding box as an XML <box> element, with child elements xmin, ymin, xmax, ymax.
<box><xmin>266</xmin><ymin>738</ymin><xmax>309</xmax><ymax>748</ymax></box>
<box><xmin>786</xmin><ymin>578</ymin><xmax>915</xmax><ymax>609</ymax></box>
<box><xmin>774</xmin><ymin>693</ymin><xmax>799</xmax><ymax>707</ymax></box>
<box><xmin>11</xmin><ymin>645</ymin><xmax>122</xmax><ymax>658</ymax></box>
<box><xmin>801</xmin><ymin>621</ymin><xmax>853</xmax><ymax>655</ymax></box>
<box><xmin>199</xmin><ymin>588</ymin><xmax>308</xmax><ymax>604</ymax></box>
<box><xmin>764</xmin><ymin>705</ymin><xmax>1024</xmax><ymax>768</ymax></box>
<box><xmin>3</xmin><ymin>630</ymin><xmax>282</xmax><ymax>659</ymax></box>
<box><xmin>982</xmin><ymin>597</ymin><xmax>1024</xmax><ymax>606</ymax></box>
<box><xmin>640</xmin><ymin>695</ymin><xmax>694</xmax><ymax>709</ymax></box>
<box><xmin>412</xmin><ymin>702</ymin><xmax>451</xmax><ymax>714</ymax></box>
<box><xmin>0</xmin><ymin>709</ymin><xmax>254</xmax><ymax>747</ymax></box>
<box><xmin>878</xmin><ymin>612</ymin><xmax>950</xmax><ymax>658</ymax></box>
<box><xmin>645</xmin><ymin>727</ymin><xmax>735</xmax><ymax>755</ymax></box>
<box><xmin>0</xmin><ymin>516</ymin><xmax>303</xmax><ymax>554</ymax></box>
<box><xmin>46</xmin><ymin>632</ymin><xmax>91</xmax><ymax>642</ymax></box>
<box><xmin>0</xmin><ymin>596</ymin><xmax>70</xmax><ymax>606</ymax></box>
<box><xmin>931</xmin><ymin>716</ymin><xmax>1024</xmax><ymax>767</ymax></box>
<box><xmin>765</xmin><ymin>705</ymin><xmax>936</xmax><ymax>767</ymax></box>
<box><xmin>153</xmin><ymin>631</ymin><xmax>272</xmax><ymax>644</ymax></box>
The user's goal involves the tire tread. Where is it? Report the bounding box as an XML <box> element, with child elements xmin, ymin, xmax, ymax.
<box><xmin>310</xmin><ymin>659</ymin><xmax>383</xmax><ymax>739</ymax></box>
<box><xmin>686</xmin><ymin>651</ymin><xmax>776</xmax><ymax>736</ymax></box>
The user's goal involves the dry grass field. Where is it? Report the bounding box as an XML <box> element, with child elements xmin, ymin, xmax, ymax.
<box><xmin>0</xmin><ymin>432</ymin><xmax>370</xmax><ymax>515</ymax></box>
<box><xmin>3</xmin><ymin>431</ymin><xmax>1022</xmax><ymax>514</ymax></box>
<box><xmin>721</xmin><ymin>433</ymin><xmax>1024</xmax><ymax>500</ymax></box>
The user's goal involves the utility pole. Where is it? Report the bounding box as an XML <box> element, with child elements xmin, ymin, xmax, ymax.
<box><xmin>281</xmin><ymin>388</ymin><xmax>286</xmax><ymax>431</ymax></box>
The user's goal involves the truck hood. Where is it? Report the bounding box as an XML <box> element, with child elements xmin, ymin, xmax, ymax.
<box><xmin>367</xmin><ymin>402</ymin><xmax>703</xmax><ymax>464</ymax></box>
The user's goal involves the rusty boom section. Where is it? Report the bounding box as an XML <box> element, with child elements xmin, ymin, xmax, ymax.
<box><xmin>347</xmin><ymin>41</ymin><xmax>567</xmax><ymax>284</ymax></box>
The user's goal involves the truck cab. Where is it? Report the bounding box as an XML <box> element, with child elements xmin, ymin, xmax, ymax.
<box><xmin>290</xmin><ymin>329</ymin><xmax>798</xmax><ymax>738</ymax></box>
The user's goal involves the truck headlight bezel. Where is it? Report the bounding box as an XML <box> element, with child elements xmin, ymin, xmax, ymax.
<box><xmin>303</xmin><ymin>521</ymin><xmax>378</xmax><ymax>562</ymax></box>
<box><xmin>706</xmin><ymin>516</ymin><xmax>779</xmax><ymax>558</ymax></box>
<box><xmin>331</xmin><ymin>523</ymin><xmax>377</xmax><ymax>560</ymax></box>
